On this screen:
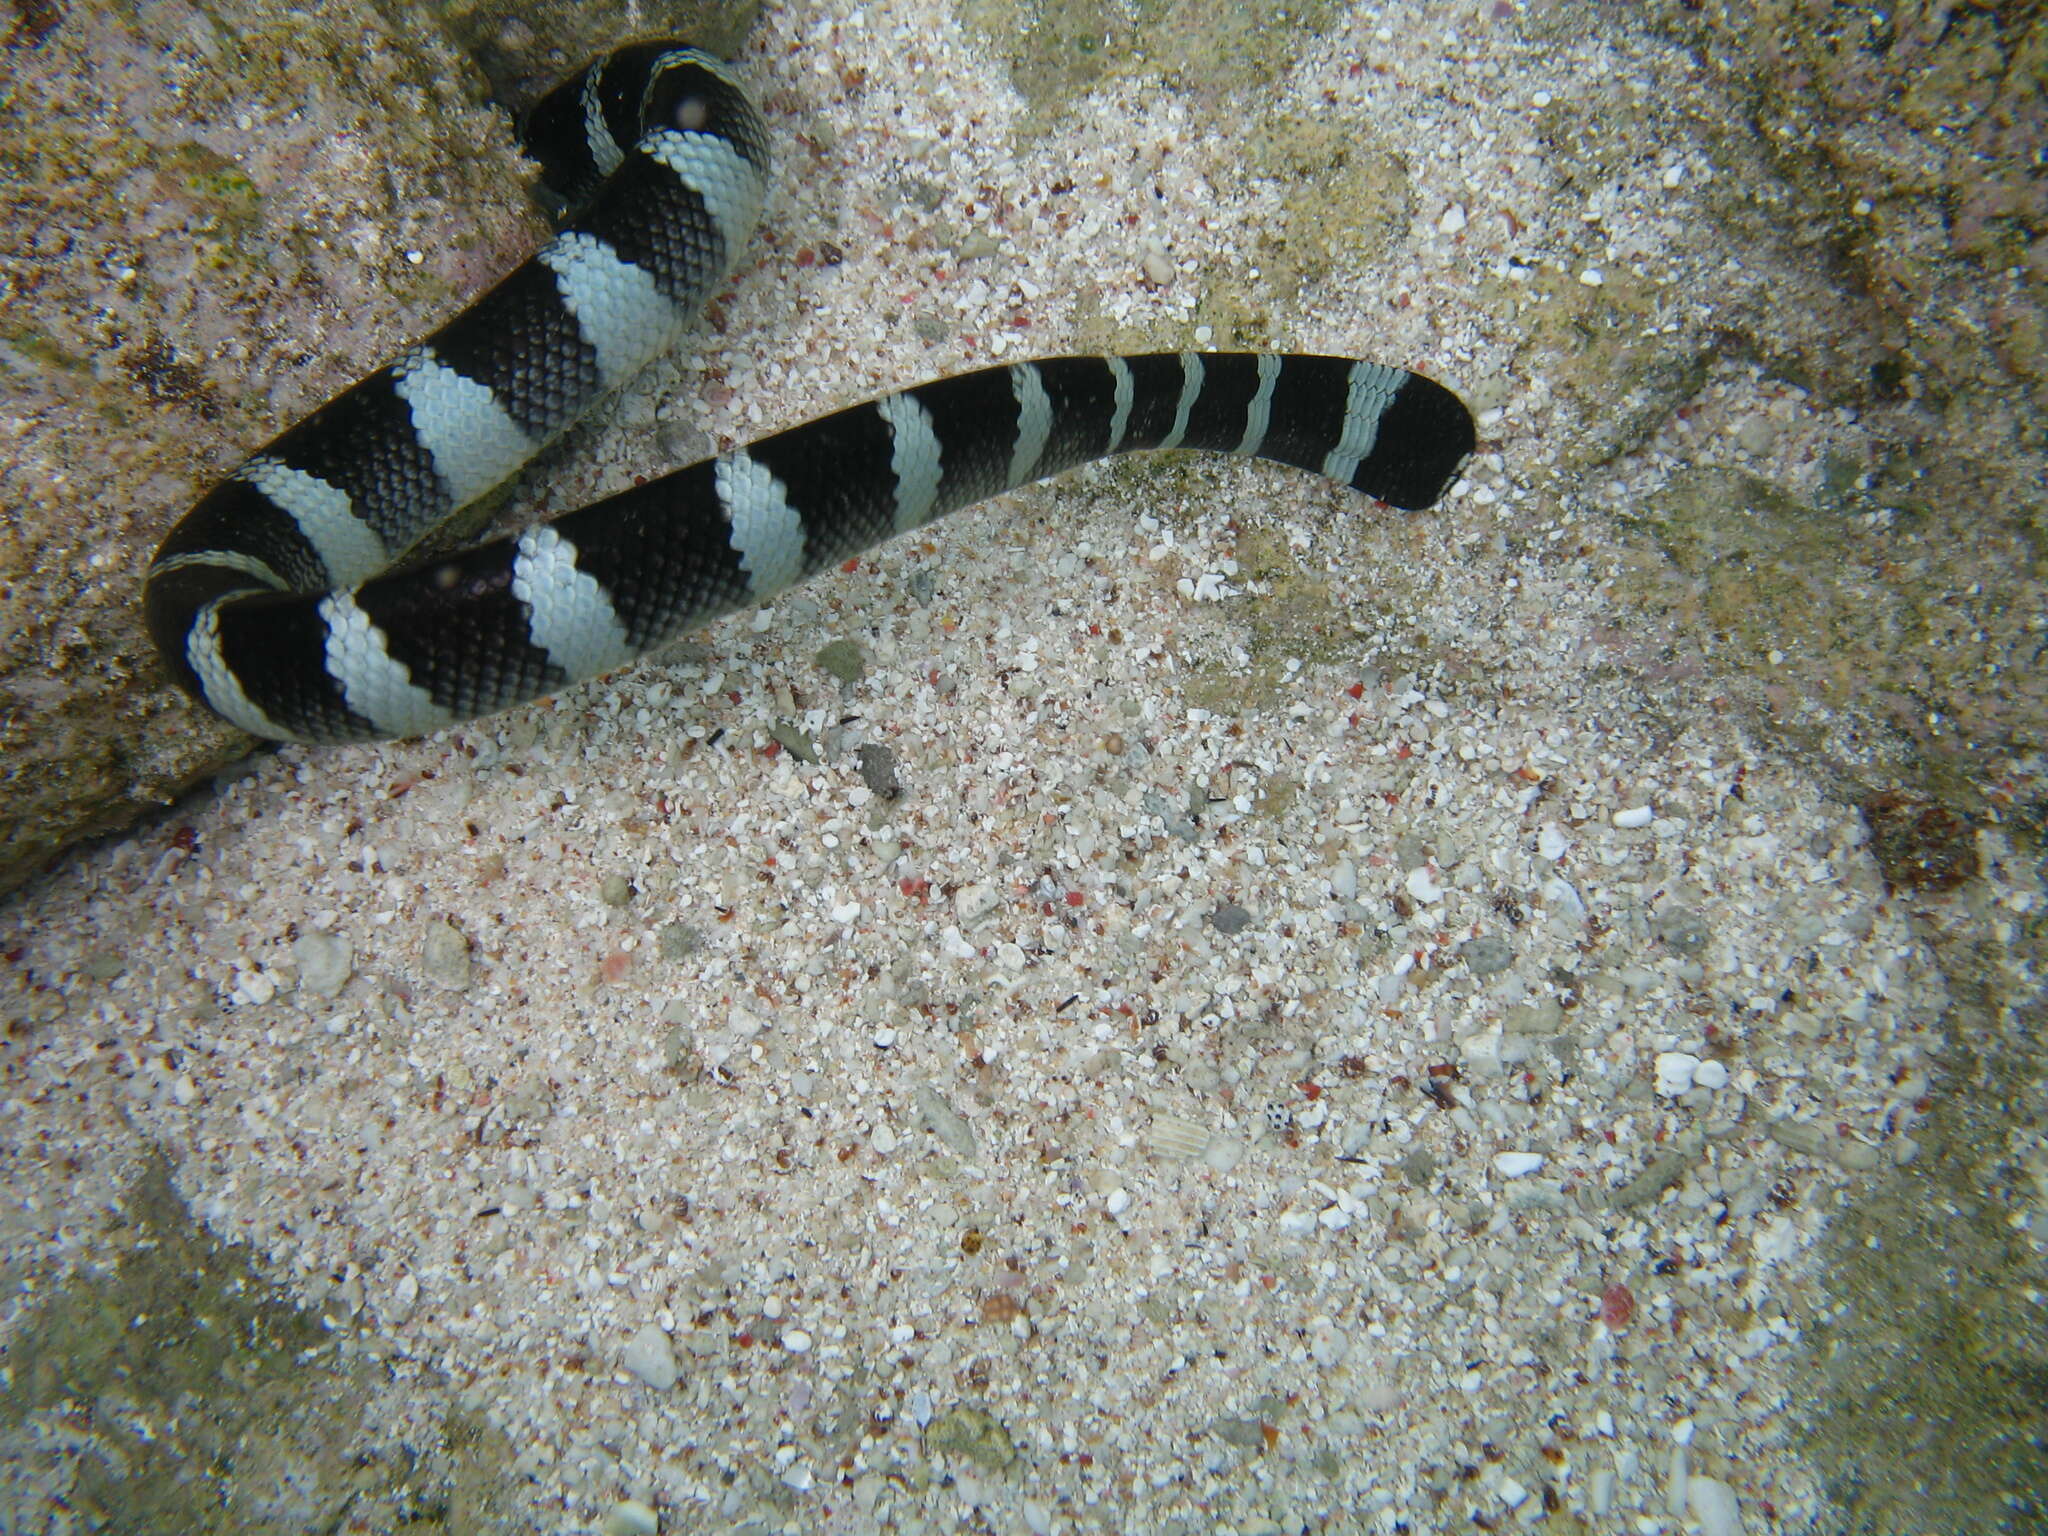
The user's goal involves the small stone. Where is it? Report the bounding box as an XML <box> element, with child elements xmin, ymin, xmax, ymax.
<box><xmin>601</xmin><ymin>873</ymin><xmax>635</xmax><ymax>907</ymax></box>
<box><xmin>1209</xmin><ymin>903</ymin><xmax>1253</xmax><ymax>935</ymax></box>
<box><xmin>293</xmin><ymin>931</ymin><xmax>353</xmax><ymax>998</ymax></box>
<box><xmin>783</xmin><ymin>1328</ymin><xmax>813</xmax><ymax>1354</ymax></box>
<box><xmin>954</xmin><ymin>882</ymin><xmax>1001</xmax><ymax>926</ymax></box>
<box><xmin>1693</xmin><ymin>1058</ymin><xmax>1730</xmax><ymax>1091</ymax></box>
<box><xmin>1610</xmin><ymin>1149</ymin><xmax>1695</xmax><ymax>1209</ymax></box>
<box><xmin>1147</xmin><ymin>1114</ymin><xmax>1211</xmax><ymax>1162</ymax></box>
<box><xmin>1214</xmin><ymin>1416</ymin><xmax>1271</xmax><ymax>1451</ymax></box>
<box><xmin>1655</xmin><ymin>1052</ymin><xmax>1701</xmax><ymax>1097</ymax></box>
<box><xmin>1462</xmin><ymin>936</ymin><xmax>1514</xmax><ymax>976</ymax></box>
<box><xmin>924</xmin><ymin>1405</ymin><xmax>1017</xmax><ymax>1471</ymax></box>
<box><xmin>1104</xmin><ymin>1188</ymin><xmax>1130</xmax><ymax>1217</ymax></box>
<box><xmin>421</xmin><ymin>921</ymin><xmax>471</xmax><ymax>990</ymax></box>
<box><xmin>815</xmin><ymin>638</ymin><xmax>866</xmax><ymax>684</ymax></box>
<box><xmin>623</xmin><ymin>1323</ymin><xmax>679</xmax><ymax>1391</ymax></box>
<box><xmin>768</xmin><ymin>720</ymin><xmax>817</xmax><ymax>762</ymax></box>
<box><xmin>1768</xmin><ymin>1119</ymin><xmax>1827</xmax><ymax>1154</ymax></box>
<box><xmin>856</xmin><ymin>743</ymin><xmax>901</xmax><ymax>799</ymax></box>
<box><xmin>914</xmin><ymin>1083</ymin><xmax>977</xmax><ymax>1157</ymax></box>
<box><xmin>1832</xmin><ymin>1138</ymin><xmax>1881</xmax><ymax>1172</ymax></box>
<box><xmin>1599</xmin><ymin>1283</ymin><xmax>1635</xmax><ymax>1328</ymax></box>
<box><xmin>1686</xmin><ymin>1475</ymin><xmax>1744</xmax><ymax>1536</ymax></box>
<box><xmin>383</xmin><ymin>1271</ymin><xmax>418</xmax><ymax>1326</ymax></box>
<box><xmin>1310</xmin><ymin>1324</ymin><xmax>1351</xmax><ymax>1368</ymax></box>
<box><xmin>1652</xmin><ymin>906</ymin><xmax>1711</xmax><ymax>957</ymax></box>
<box><xmin>1503</xmin><ymin>998</ymin><xmax>1564</xmax><ymax>1035</ymax></box>
<box><xmin>601</xmin><ymin>1501</ymin><xmax>660</xmax><ymax>1536</ymax></box>
<box><xmin>1403</xmin><ymin>866</ymin><xmax>1443</xmax><ymax>904</ymax></box>
<box><xmin>657</xmin><ymin>922</ymin><xmax>702</xmax><ymax>960</ymax></box>
<box><xmin>1613</xmin><ymin>805</ymin><xmax>1654</xmax><ymax>829</ymax></box>
<box><xmin>1733</xmin><ymin>414</ymin><xmax>1778</xmax><ymax>456</ymax></box>
<box><xmin>1493</xmin><ymin>1151</ymin><xmax>1544</xmax><ymax>1178</ymax></box>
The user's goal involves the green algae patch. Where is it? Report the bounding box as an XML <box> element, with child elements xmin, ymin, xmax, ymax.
<box><xmin>962</xmin><ymin>0</ymin><xmax>1343</xmax><ymax>121</ymax></box>
<box><xmin>0</xmin><ymin>1159</ymin><xmax>525</xmax><ymax>1535</ymax></box>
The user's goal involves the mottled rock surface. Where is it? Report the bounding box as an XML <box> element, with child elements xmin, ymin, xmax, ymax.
<box><xmin>0</xmin><ymin>0</ymin><xmax>756</xmax><ymax>897</ymax></box>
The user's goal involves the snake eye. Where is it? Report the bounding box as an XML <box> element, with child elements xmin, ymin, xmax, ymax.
<box><xmin>674</xmin><ymin>95</ymin><xmax>709</xmax><ymax>132</ymax></box>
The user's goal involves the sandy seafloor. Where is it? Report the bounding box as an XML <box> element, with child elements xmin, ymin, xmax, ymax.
<box><xmin>3</xmin><ymin>2</ymin><xmax>2032</xmax><ymax>1532</ymax></box>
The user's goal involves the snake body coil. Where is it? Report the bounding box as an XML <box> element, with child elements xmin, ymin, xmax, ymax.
<box><xmin>146</xmin><ymin>42</ymin><xmax>1476</xmax><ymax>745</ymax></box>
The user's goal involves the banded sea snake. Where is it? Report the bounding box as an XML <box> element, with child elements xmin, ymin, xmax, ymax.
<box><xmin>146</xmin><ymin>41</ymin><xmax>1476</xmax><ymax>745</ymax></box>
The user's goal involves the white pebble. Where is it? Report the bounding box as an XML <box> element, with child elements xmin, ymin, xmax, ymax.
<box><xmin>1687</xmin><ymin>1475</ymin><xmax>1744</xmax><ymax>1536</ymax></box>
<box><xmin>1437</xmin><ymin>203</ymin><xmax>1468</xmax><ymax>235</ymax></box>
<box><xmin>1310</xmin><ymin>1324</ymin><xmax>1350</xmax><ymax>1368</ymax></box>
<box><xmin>293</xmin><ymin>931</ymin><xmax>353</xmax><ymax>998</ymax></box>
<box><xmin>1589</xmin><ymin>1467</ymin><xmax>1614</xmax><ymax>1516</ymax></box>
<box><xmin>1537</xmin><ymin>822</ymin><xmax>1569</xmax><ymax>859</ymax></box>
<box><xmin>1493</xmin><ymin>1151</ymin><xmax>1545</xmax><ymax>1178</ymax></box>
<box><xmin>1404</xmin><ymin>866</ymin><xmax>1444</xmax><ymax>903</ymax></box>
<box><xmin>231</xmin><ymin>967</ymin><xmax>275</xmax><ymax>1006</ymax></box>
<box><xmin>1666</xmin><ymin>1446</ymin><xmax>1689</xmax><ymax>1515</ymax></box>
<box><xmin>1613</xmin><ymin>805</ymin><xmax>1654</xmax><ymax>829</ymax></box>
<box><xmin>871</xmin><ymin>1123</ymin><xmax>898</xmax><ymax>1155</ymax></box>
<box><xmin>622</xmin><ymin>1324</ymin><xmax>679</xmax><ymax>1391</ymax></box>
<box><xmin>1734</xmin><ymin>415</ymin><xmax>1778</xmax><ymax>456</ymax></box>
<box><xmin>1104</xmin><ymin>1188</ymin><xmax>1130</xmax><ymax>1217</ymax></box>
<box><xmin>601</xmin><ymin>1500</ymin><xmax>660</xmax><ymax>1536</ymax></box>
<box><xmin>1579</xmin><ymin>267</ymin><xmax>1604</xmax><ymax>286</ymax></box>
<box><xmin>1693</xmin><ymin>1058</ymin><xmax>1730</xmax><ymax>1091</ymax></box>
<box><xmin>783</xmin><ymin>1328</ymin><xmax>813</xmax><ymax>1354</ymax></box>
<box><xmin>953</xmin><ymin>882</ymin><xmax>1000</xmax><ymax>925</ymax></box>
<box><xmin>1655</xmin><ymin>1051</ymin><xmax>1701</xmax><ymax>1097</ymax></box>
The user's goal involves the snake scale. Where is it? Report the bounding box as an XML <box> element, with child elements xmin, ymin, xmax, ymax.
<box><xmin>145</xmin><ymin>41</ymin><xmax>1476</xmax><ymax>745</ymax></box>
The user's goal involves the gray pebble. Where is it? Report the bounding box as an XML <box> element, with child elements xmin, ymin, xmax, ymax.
<box><xmin>769</xmin><ymin>721</ymin><xmax>818</xmax><ymax>762</ymax></box>
<box><xmin>1768</xmin><ymin>1119</ymin><xmax>1827</xmax><ymax>1155</ymax></box>
<box><xmin>1400</xmin><ymin>1149</ymin><xmax>1438</xmax><ymax>1187</ymax></box>
<box><xmin>293</xmin><ymin>931</ymin><xmax>354</xmax><ymax>998</ymax></box>
<box><xmin>914</xmin><ymin>1083</ymin><xmax>977</xmax><ymax>1157</ymax></box>
<box><xmin>601</xmin><ymin>874</ymin><xmax>635</xmax><ymax>907</ymax></box>
<box><xmin>1209</xmin><ymin>903</ymin><xmax>1253</xmax><ymax>936</ymax></box>
<box><xmin>815</xmin><ymin>638</ymin><xmax>866</xmax><ymax>685</ymax></box>
<box><xmin>1504</xmin><ymin>998</ymin><xmax>1565</xmax><ymax>1035</ymax></box>
<box><xmin>908</xmin><ymin>569</ymin><xmax>939</xmax><ymax>604</ymax></box>
<box><xmin>1462</xmin><ymin>935</ymin><xmax>1514</xmax><ymax>976</ymax></box>
<box><xmin>857</xmin><ymin>743</ymin><xmax>901</xmax><ymax>799</ymax></box>
<box><xmin>1652</xmin><ymin>906</ymin><xmax>1711</xmax><ymax>958</ymax></box>
<box><xmin>1610</xmin><ymin>1149</ymin><xmax>1694</xmax><ymax>1209</ymax></box>
<box><xmin>421</xmin><ymin>921</ymin><xmax>471</xmax><ymax>991</ymax></box>
<box><xmin>1211</xmin><ymin>1417</ymin><xmax>1267</xmax><ymax>1450</ymax></box>
<box><xmin>658</xmin><ymin>922</ymin><xmax>703</xmax><ymax>961</ymax></box>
